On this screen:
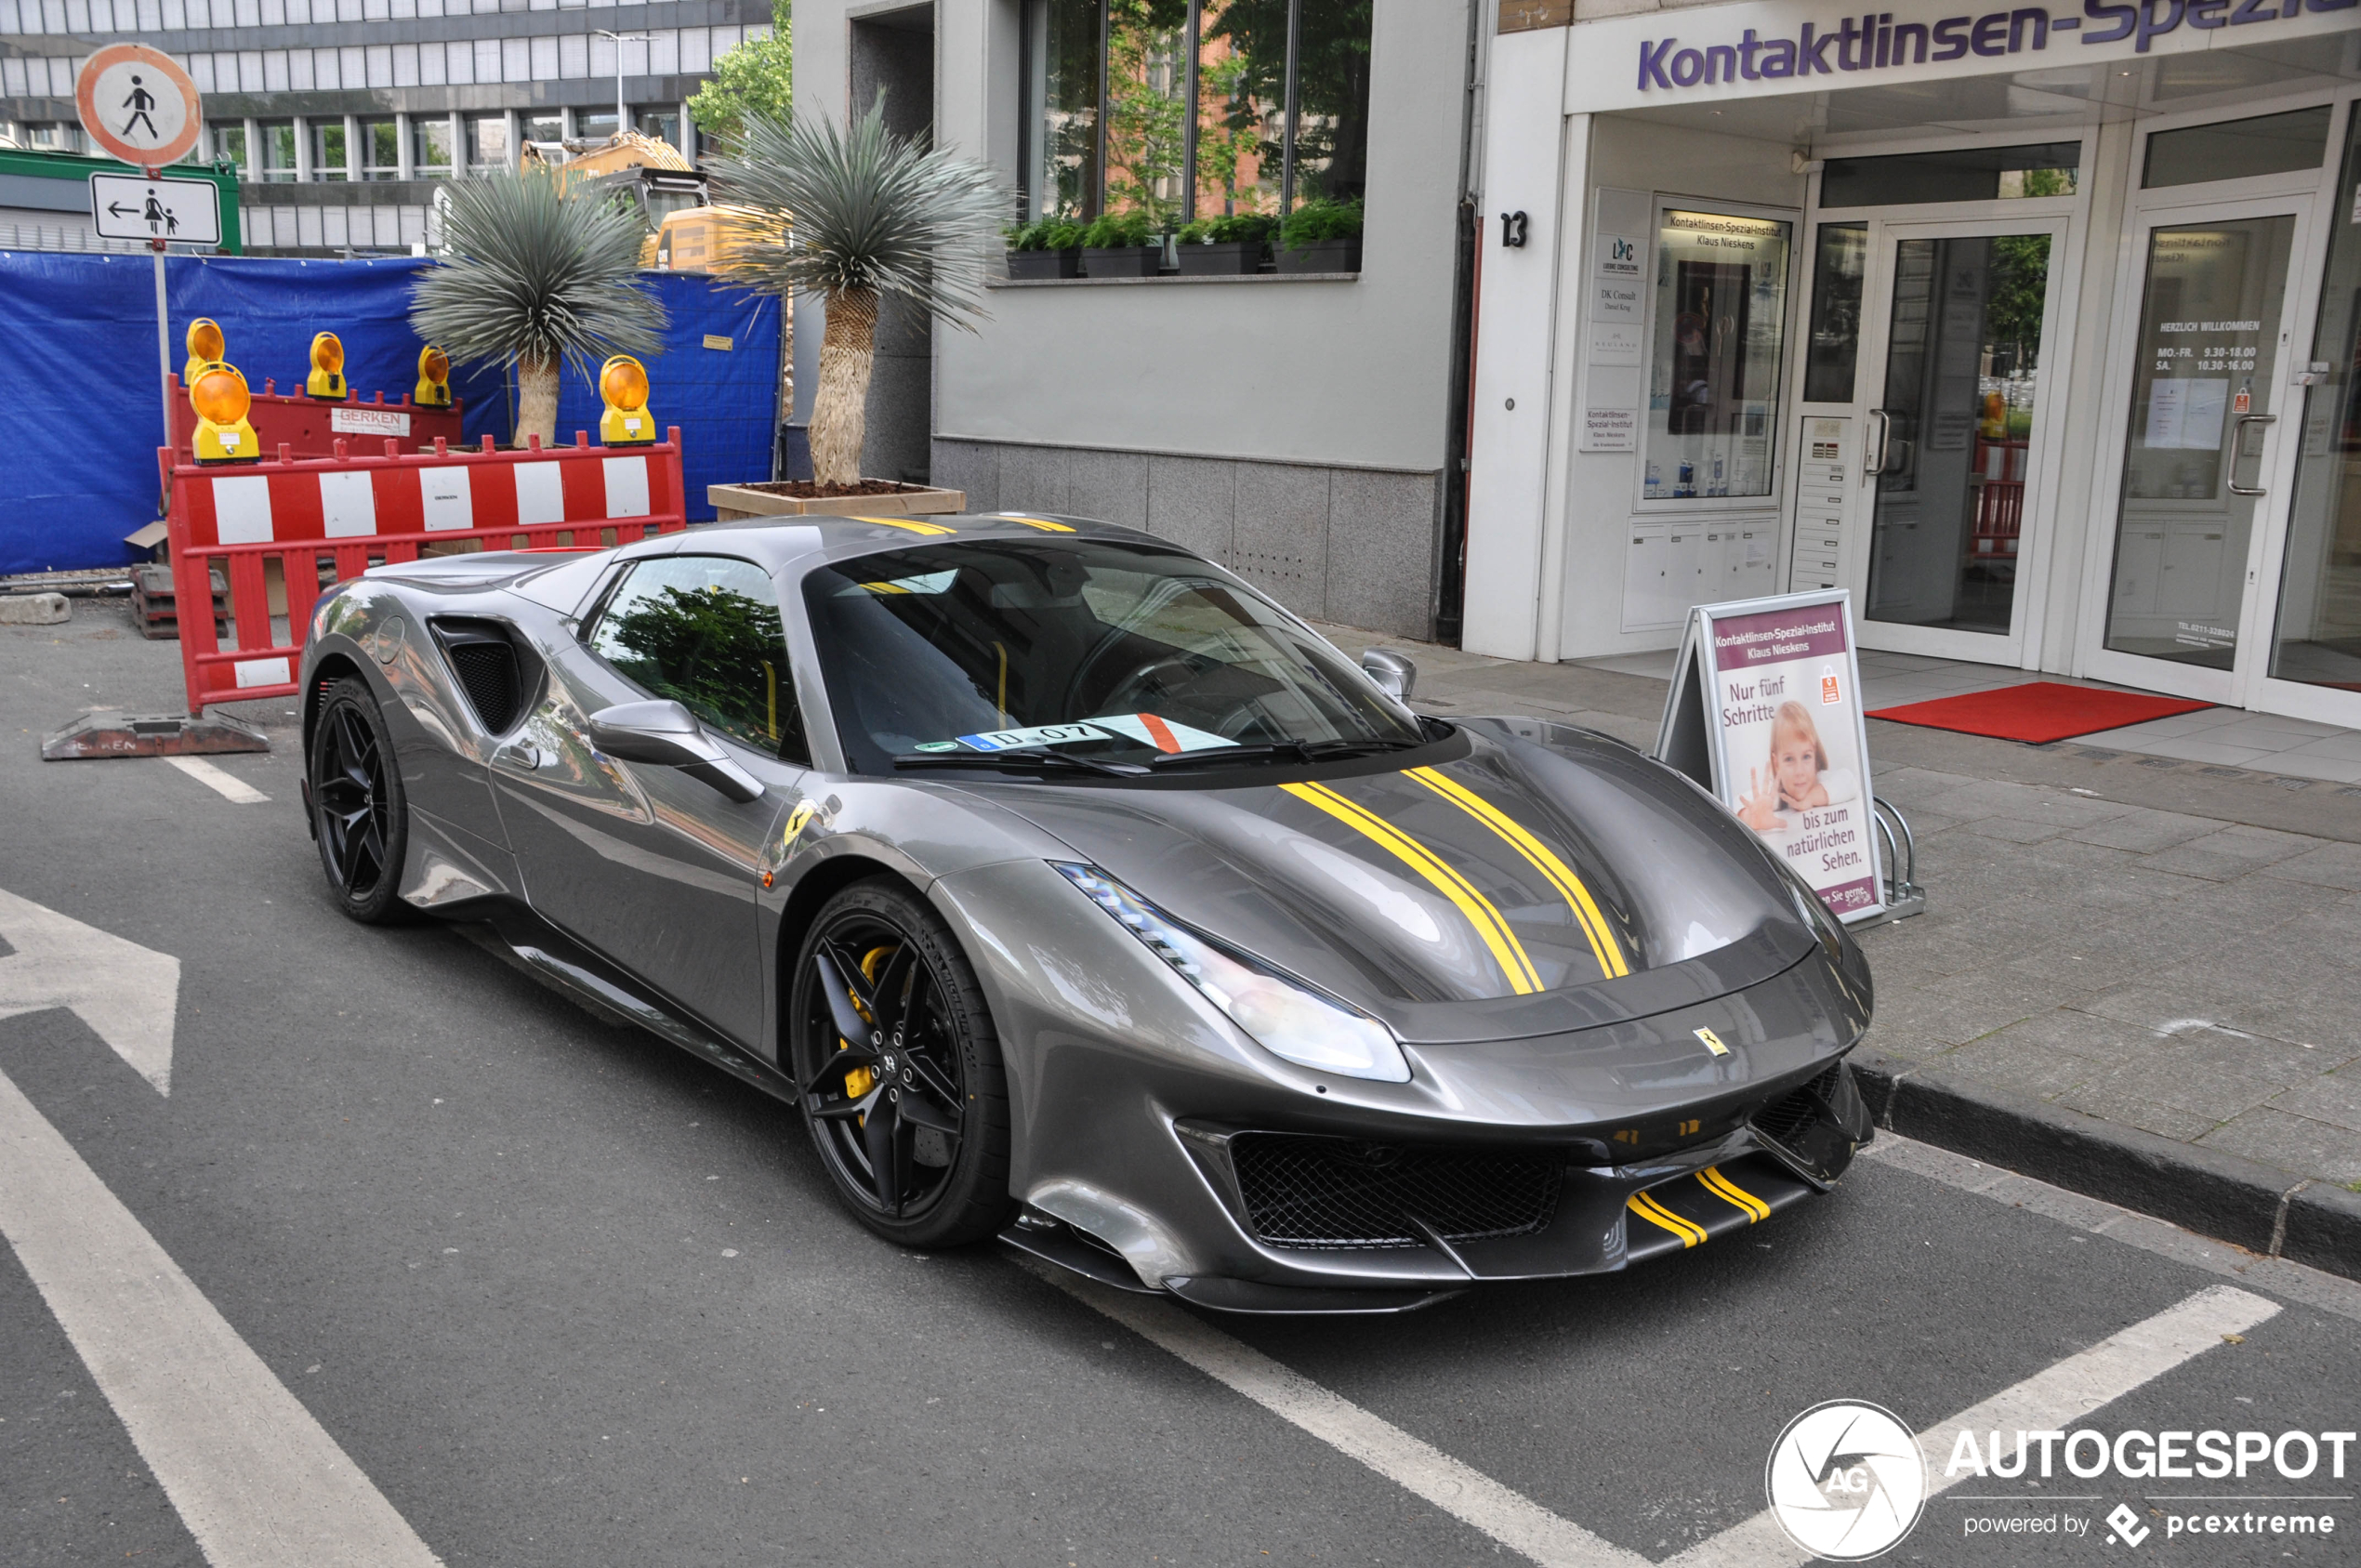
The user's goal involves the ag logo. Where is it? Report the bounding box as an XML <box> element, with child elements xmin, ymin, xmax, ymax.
<box><xmin>1764</xmin><ymin>1400</ymin><xmax>1926</xmax><ymax>1561</ymax></box>
<box><xmin>2104</xmin><ymin>1503</ymin><xmax>2151</xmax><ymax>1547</ymax></box>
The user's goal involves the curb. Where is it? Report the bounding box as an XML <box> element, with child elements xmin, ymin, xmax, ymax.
<box><xmin>1850</xmin><ymin>1050</ymin><xmax>2361</xmax><ymax>1284</ymax></box>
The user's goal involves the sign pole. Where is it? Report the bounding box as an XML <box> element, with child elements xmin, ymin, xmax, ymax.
<box><xmin>149</xmin><ymin>165</ymin><xmax>171</xmax><ymax>481</ymax></box>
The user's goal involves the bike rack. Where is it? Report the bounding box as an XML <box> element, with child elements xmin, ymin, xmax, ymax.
<box><xmin>1851</xmin><ymin>797</ymin><xmax>1926</xmax><ymax>929</ymax></box>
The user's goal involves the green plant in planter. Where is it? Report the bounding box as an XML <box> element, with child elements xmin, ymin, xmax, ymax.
<box><xmin>1280</xmin><ymin>196</ymin><xmax>1365</xmax><ymax>251</ymax></box>
<box><xmin>1080</xmin><ymin>210</ymin><xmax>1160</xmax><ymax>250</ymax></box>
<box><xmin>1005</xmin><ymin>217</ymin><xmax>1087</xmax><ymax>252</ymax></box>
<box><xmin>1176</xmin><ymin>213</ymin><xmax>1274</xmax><ymax>246</ymax></box>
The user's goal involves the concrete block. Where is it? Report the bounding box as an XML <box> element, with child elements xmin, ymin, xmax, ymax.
<box><xmin>0</xmin><ymin>592</ymin><xmax>69</xmax><ymax>625</ymax></box>
<box><xmin>1326</xmin><ymin>468</ymin><xmax>1437</xmax><ymax>639</ymax></box>
<box><xmin>1068</xmin><ymin>448</ymin><xmax>1149</xmax><ymax>530</ymax></box>
<box><xmin>1144</xmin><ymin>455</ymin><xmax>1235</xmax><ymax>564</ymax></box>
<box><xmin>1232</xmin><ymin>461</ymin><xmax>1330</xmax><ymax>620</ymax></box>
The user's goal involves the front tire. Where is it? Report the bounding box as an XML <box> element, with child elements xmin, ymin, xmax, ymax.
<box><xmin>309</xmin><ymin>677</ymin><xmax>412</xmax><ymax>925</ymax></box>
<box><xmin>790</xmin><ymin>877</ymin><xmax>1013</xmax><ymax>1247</ymax></box>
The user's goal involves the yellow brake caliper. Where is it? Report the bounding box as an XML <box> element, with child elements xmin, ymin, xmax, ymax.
<box><xmin>840</xmin><ymin>945</ymin><xmax>896</xmax><ymax>1110</ymax></box>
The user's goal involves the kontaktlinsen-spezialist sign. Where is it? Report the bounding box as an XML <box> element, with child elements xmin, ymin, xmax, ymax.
<box><xmin>1542</xmin><ymin>0</ymin><xmax>2358</xmax><ymax>113</ymax></box>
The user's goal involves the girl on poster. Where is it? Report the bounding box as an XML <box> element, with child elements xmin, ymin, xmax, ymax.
<box><xmin>1736</xmin><ymin>700</ymin><xmax>1859</xmax><ymax>834</ymax></box>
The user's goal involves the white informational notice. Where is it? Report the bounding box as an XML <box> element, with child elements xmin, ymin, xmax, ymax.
<box><xmin>1582</xmin><ymin>192</ymin><xmax>1652</xmax><ymax>454</ymax></box>
<box><xmin>87</xmin><ymin>172</ymin><xmax>220</xmax><ymax>245</ymax></box>
<box><xmin>1656</xmin><ymin>589</ymin><xmax>1886</xmax><ymax>923</ymax></box>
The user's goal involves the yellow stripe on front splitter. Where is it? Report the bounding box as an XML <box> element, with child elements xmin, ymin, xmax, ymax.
<box><xmin>1403</xmin><ymin>767</ymin><xmax>1629</xmax><ymax>980</ymax></box>
<box><xmin>1627</xmin><ymin>1191</ymin><xmax>1706</xmax><ymax>1248</ymax></box>
<box><xmin>1280</xmin><ymin>780</ymin><xmax>1542</xmax><ymax>995</ymax></box>
<box><xmin>1697</xmin><ymin>1166</ymin><xmax>1771</xmax><ymax>1222</ymax></box>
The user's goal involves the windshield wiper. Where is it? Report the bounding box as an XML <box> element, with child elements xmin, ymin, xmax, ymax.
<box><xmin>1145</xmin><ymin>736</ymin><xmax>1428</xmax><ymax>770</ymax></box>
<box><xmin>893</xmin><ymin>746</ymin><xmax>1149</xmax><ymax>778</ymax></box>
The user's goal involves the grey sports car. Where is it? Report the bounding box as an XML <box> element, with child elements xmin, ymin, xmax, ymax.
<box><xmin>297</xmin><ymin>510</ymin><xmax>1874</xmax><ymax>1313</ymax></box>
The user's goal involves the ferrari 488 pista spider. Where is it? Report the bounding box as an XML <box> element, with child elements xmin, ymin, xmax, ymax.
<box><xmin>298</xmin><ymin>510</ymin><xmax>1873</xmax><ymax>1313</ymax></box>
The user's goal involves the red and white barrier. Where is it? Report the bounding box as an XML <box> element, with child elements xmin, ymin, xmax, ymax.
<box><xmin>166</xmin><ymin>430</ymin><xmax>687</xmax><ymax>711</ymax></box>
<box><xmin>165</xmin><ymin>376</ymin><xmax>466</xmax><ymax>464</ymax></box>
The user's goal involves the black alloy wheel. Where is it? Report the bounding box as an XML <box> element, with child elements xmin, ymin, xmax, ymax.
<box><xmin>310</xmin><ymin>676</ymin><xmax>411</xmax><ymax>925</ymax></box>
<box><xmin>792</xmin><ymin>878</ymin><xmax>1011</xmax><ymax>1247</ymax></box>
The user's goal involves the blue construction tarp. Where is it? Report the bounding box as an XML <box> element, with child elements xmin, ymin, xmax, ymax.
<box><xmin>0</xmin><ymin>250</ymin><xmax>781</xmax><ymax>576</ymax></box>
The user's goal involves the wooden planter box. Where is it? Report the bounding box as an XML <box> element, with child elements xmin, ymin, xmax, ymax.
<box><xmin>1174</xmin><ymin>241</ymin><xmax>1265</xmax><ymax>276</ymax></box>
<box><xmin>708</xmin><ymin>482</ymin><xmax>967</xmax><ymax>521</ymax></box>
<box><xmin>1005</xmin><ymin>247</ymin><xmax>1082</xmax><ymax>280</ymax></box>
<box><xmin>1277</xmin><ymin>237</ymin><xmax>1363</xmax><ymax>274</ymax></box>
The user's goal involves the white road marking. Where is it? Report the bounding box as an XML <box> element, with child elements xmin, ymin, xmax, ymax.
<box><xmin>0</xmin><ymin>1061</ymin><xmax>444</xmax><ymax>1568</ymax></box>
<box><xmin>0</xmin><ymin>886</ymin><xmax>178</xmax><ymax>1094</ymax></box>
<box><xmin>1022</xmin><ymin>1260</ymin><xmax>1648</xmax><ymax>1568</ymax></box>
<box><xmin>1665</xmin><ymin>1285</ymin><xmax>2279</xmax><ymax>1568</ymax></box>
<box><xmin>1029</xmin><ymin>1253</ymin><xmax>2280</xmax><ymax>1568</ymax></box>
<box><xmin>165</xmin><ymin>755</ymin><xmax>269</xmax><ymax>804</ymax></box>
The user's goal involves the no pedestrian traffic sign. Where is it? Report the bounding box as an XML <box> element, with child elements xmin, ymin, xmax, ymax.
<box><xmin>74</xmin><ymin>43</ymin><xmax>203</xmax><ymax>169</ymax></box>
<box><xmin>89</xmin><ymin>172</ymin><xmax>220</xmax><ymax>246</ymax></box>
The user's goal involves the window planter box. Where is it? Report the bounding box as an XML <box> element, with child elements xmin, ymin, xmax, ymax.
<box><xmin>1174</xmin><ymin>241</ymin><xmax>1265</xmax><ymax>276</ymax></box>
<box><xmin>1277</xmin><ymin>237</ymin><xmax>1362</xmax><ymax>274</ymax></box>
<box><xmin>707</xmin><ymin>481</ymin><xmax>966</xmax><ymax>521</ymax></box>
<box><xmin>1082</xmin><ymin>244</ymin><xmax>1163</xmax><ymax>278</ymax></box>
<box><xmin>1005</xmin><ymin>247</ymin><xmax>1081</xmax><ymax>280</ymax></box>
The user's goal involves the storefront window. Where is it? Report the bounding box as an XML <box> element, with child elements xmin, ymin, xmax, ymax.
<box><xmin>1803</xmin><ymin>222</ymin><xmax>1866</xmax><ymax>404</ymax></box>
<box><xmin>1821</xmin><ymin>142</ymin><xmax>2079</xmax><ymax>207</ymax></box>
<box><xmin>2272</xmin><ymin>112</ymin><xmax>2361</xmax><ymax>691</ymax></box>
<box><xmin>1019</xmin><ymin>0</ymin><xmax>1369</xmax><ymax>226</ymax></box>
<box><xmin>1644</xmin><ymin>210</ymin><xmax>1791</xmax><ymax>500</ymax></box>
<box><xmin>2144</xmin><ymin>106</ymin><xmax>2329</xmax><ymax>191</ymax></box>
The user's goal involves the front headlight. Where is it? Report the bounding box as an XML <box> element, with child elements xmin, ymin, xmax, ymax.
<box><xmin>1054</xmin><ymin>863</ymin><xmax>1411</xmax><ymax>1083</ymax></box>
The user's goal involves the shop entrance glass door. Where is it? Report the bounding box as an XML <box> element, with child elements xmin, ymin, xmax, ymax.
<box><xmin>2095</xmin><ymin>204</ymin><xmax>2305</xmax><ymax>701</ymax></box>
<box><xmin>1856</xmin><ymin>221</ymin><xmax>2063</xmax><ymax>660</ymax></box>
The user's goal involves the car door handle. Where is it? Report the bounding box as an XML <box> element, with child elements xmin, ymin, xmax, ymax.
<box><xmin>493</xmin><ymin>740</ymin><xmax>546</xmax><ymax>771</ymax></box>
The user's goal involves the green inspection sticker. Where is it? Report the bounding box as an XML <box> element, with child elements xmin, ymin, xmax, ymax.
<box><xmin>912</xmin><ymin>741</ymin><xmax>963</xmax><ymax>753</ymax></box>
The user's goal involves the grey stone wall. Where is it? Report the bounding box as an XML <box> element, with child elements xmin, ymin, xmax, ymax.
<box><xmin>933</xmin><ymin>437</ymin><xmax>1441</xmax><ymax>639</ymax></box>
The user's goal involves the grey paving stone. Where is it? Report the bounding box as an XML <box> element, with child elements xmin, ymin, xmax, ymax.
<box><xmin>1859</xmin><ymin>983</ymin><xmax>2041</xmax><ymax>1051</ymax></box>
<box><xmin>2197</xmin><ymin>1108</ymin><xmax>2361</xmax><ymax>1188</ymax></box>
<box><xmin>2257</xmin><ymin>840</ymin><xmax>2361</xmax><ymax>891</ymax></box>
<box><xmin>1959</xmin><ymin>814</ymin><xmax>2074</xmax><ymax>844</ymax></box>
<box><xmin>2265</xmin><ymin>1069</ymin><xmax>2361</xmax><ymax>1134</ymax></box>
<box><xmin>1931</xmin><ymin>1034</ymin><xmax>2109</xmax><ymax>1100</ymax></box>
<box><xmin>1978</xmin><ymin>1007</ymin><xmax>2167</xmax><ymax>1066</ymax></box>
<box><xmin>2052</xmin><ymin>1080</ymin><xmax>2225</xmax><ymax>1142</ymax></box>
<box><xmin>2140</xmin><ymin>824</ymin><xmax>2318</xmax><ymax>879</ymax></box>
<box><xmin>2064</xmin><ymin>808</ymin><xmax>2225</xmax><ymax>853</ymax></box>
<box><xmin>2072</xmin><ymin>1034</ymin><xmax>2328</xmax><ymax>1122</ymax></box>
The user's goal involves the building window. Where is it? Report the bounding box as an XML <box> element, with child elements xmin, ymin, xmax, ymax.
<box><xmin>26</xmin><ymin>121</ymin><xmax>84</xmax><ymax>152</ymax></box>
<box><xmin>260</xmin><ymin>119</ymin><xmax>297</xmax><ymax>180</ymax></box>
<box><xmin>1643</xmin><ymin>208</ymin><xmax>1794</xmax><ymax>502</ymax></box>
<box><xmin>521</xmin><ymin>112</ymin><xmax>562</xmax><ymax>147</ymax></box>
<box><xmin>575</xmin><ymin>109</ymin><xmax>619</xmax><ymax>142</ymax></box>
<box><xmin>212</xmin><ymin>123</ymin><xmax>249</xmax><ymax>175</ymax></box>
<box><xmin>311</xmin><ymin>119</ymin><xmax>350</xmax><ymax>180</ymax></box>
<box><xmin>361</xmin><ymin>117</ymin><xmax>400</xmax><ymax>179</ymax></box>
<box><xmin>1820</xmin><ymin>142</ymin><xmax>2080</xmax><ymax>207</ymax></box>
<box><xmin>634</xmin><ymin>106</ymin><xmax>679</xmax><ymax>147</ymax></box>
<box><xmin>1018</xmin><ymin>0</ymin><xmax>1370</xmax><ymax>227</ymax></box>
<box><xmin>467</xmin><ymin>112</ymin><xmax>508</xmax><ymax>173</ymax></box>
<box><xmin>412</xmin><ymin>115</ymin><xmax>454</xmax><ymax>178</ymax></box>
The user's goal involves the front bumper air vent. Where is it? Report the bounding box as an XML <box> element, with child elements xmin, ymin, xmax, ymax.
<box><xmin>1229</xmin><ymin>1133</ymin><xmax>1563</xmax><ymax>1251</ymax></box>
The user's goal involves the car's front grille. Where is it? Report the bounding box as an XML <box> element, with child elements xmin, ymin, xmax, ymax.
<box><xmin>1228</xmin><ymin>1133</ymin><xmax>1563</xmax><ymax>1251</ymax></box>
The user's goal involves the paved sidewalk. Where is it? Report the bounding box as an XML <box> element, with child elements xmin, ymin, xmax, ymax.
<box><xmin>1312</xmin><ymin>621</ymin><xmax>2361</xmax><ymax>1197</ymax></box>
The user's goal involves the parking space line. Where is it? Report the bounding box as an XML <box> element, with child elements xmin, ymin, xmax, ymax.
<box><xmin>165</xmin><ymin>756</ymin><xmax>270</xmax><ymax>804</ymax></box>
<box><xmin>1667</xmin><ymin>1284</ymin><xmax>2279</xmax><ymax>1568</ymax></box>
<box><xmin>1023</xmin><ymin>1260</ymin><xmax>1652</xmax><ymax>1568</ymax></box>
<box><xmin>1029</xmin><ymin>1264</ymin><xmax>2278</xmax><ymax>1568</ymax></box>
<box><xmin>0</xmin><ymin>1062</ymin><xmax>443</xmax><ymax>1568</ymax></box>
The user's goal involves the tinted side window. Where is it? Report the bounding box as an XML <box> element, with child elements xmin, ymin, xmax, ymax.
<box><xmin>587</xmin><ymin>556</ymin><xmax>809</xmax><ymax>764</ymax></box>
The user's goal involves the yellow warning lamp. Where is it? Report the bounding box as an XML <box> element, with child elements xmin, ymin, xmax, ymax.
<box><xmin>598</xmin><ymin>354</ymin><xmax>655</xmax><ymax>445</ymax></box>
<box><xmin>305</xmin><ymin>331</ymin><xmax>348</xmax><ymax>401</ymax></box>
<box><xmin>183</xmin><ymin>318</ymin><xmax>225</xmax><ymax>387</ymax></box>
<box><xmin>189</xmin><ymin>362</ymin><xmax>259</xmax><ymax>465</ymax></box>
<box><xmin>415</xmin><ymin>344</ymin><xmax>453</xmax><ymax>408</ymax></box>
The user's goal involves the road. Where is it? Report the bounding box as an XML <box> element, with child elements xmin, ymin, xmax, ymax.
<box><xmin>5</xmin><ymin>602</ymin><xmax>2358</xmax><ymax>1566</ymax></box>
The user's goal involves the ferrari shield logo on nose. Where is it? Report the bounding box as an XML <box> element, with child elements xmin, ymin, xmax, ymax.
<box><xmin>1695</xmin><ymin>1027</ymin><xmax>1731</xmax><ymax>1058</ymax></box>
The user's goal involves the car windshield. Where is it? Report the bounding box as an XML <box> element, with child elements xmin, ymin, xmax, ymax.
<box><xmin>804</xmin><ymin>538</ymin><xmax>1425</xmax><ymax>775</ymax></box>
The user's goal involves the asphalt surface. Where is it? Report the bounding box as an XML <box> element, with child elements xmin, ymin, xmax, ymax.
<box><xmin>5</xmin><ymin>600</ymin><xmax>2360</xmax><ymax>1566</ymax></box>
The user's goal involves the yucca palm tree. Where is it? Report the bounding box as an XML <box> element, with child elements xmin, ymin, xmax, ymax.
<box><xmin>410</xmin><ymin>169</ymin><xmax>667</xmax><ymax>447</ymax></box>
<box><xmin>710</xmin><ymin>99</ymin><xmax>1005</xmax><ymax>486</ymax></box>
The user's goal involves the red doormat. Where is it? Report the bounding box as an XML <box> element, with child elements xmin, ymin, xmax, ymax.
<box><xmin>1866</xmin><ymin>681</ymin><xmax>2213</xmax><ymax>744</ymax></box>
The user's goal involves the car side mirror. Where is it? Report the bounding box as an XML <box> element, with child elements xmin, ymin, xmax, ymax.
<box><xmin>1360</xmin><ymin>648</ymin><xmax>1417</xmax><ymax>704</ymax></box>
<box><xmin>586</xmin><ymin>700</ymin><xmax>764</xmax><ymax>804</ymax></box>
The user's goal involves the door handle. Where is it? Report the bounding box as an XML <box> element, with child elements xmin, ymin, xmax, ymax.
<box><xmin>1863</xmin><ymin>410</ymin><xmax>1890</xmax><ymax>483</ymax></box>
<box><xmin>493</xmin><ymin>740</ymin><xmax>546</xmax><ymax>771</ymax></box>
<box><xmin>2226</xmin><ymin>414</ymin><xmax>2275</xmax><ymax>497</ymax></box>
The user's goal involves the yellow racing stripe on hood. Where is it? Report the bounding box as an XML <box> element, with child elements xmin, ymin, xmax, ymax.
<box><xmin>847</xmin><ymin>515</ymin><xmax>957</xmax><ymax>536</ymax></box>
<box><xmin>1403</xmin><ymin>767</ymin><xmax>1629</xmax><ymax>979</ymax></box>
<box><xmin>1279</xmin><ymin>780</ymin><xmax>1542</xmax><ymax>995</ymax></box>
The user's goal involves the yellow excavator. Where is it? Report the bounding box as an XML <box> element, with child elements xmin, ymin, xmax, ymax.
<box><xmin>521</xmin><ymin>131</ymin><xmax>750</xmax><ymax>273</ymax></box>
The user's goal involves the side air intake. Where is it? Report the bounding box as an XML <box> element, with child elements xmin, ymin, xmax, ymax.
<box><xmin>429</xmin><ymin>619</ymin><xmax>537</xmax><ymax>734</ymax></box>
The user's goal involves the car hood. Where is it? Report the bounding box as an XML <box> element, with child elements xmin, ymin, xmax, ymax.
<box><xmin>966</xmin><ymin>719</ymin><xmax>1835</xmax><ymax>1044</ymax></box>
